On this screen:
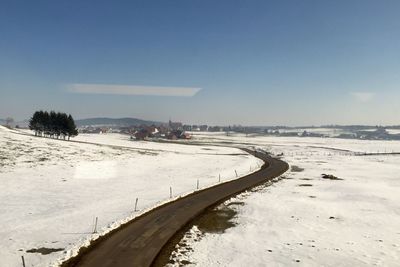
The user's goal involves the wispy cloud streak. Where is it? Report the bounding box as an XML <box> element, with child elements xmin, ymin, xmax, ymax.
<box><xmin>67</xmin><ymin>84</ymin><xmax>201</xmax><ymax>97</ymax></box>
<box><xmin>350</xmin><ymin>92</ymin><xmax>375</xmax><ymax>103</ymax></box>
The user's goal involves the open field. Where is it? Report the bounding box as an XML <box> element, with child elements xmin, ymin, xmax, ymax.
<box><xmin>169</xmin><ymin>133</ymin><xmax>400</xmax><ymax>266</ymax></box>
<box><xmin>63</xmin><ymin>150</ymin><xmax>287</xmax><ymax>267</ymax></box>
<box><xmin>0</xmin><ymin>126</ymin><xmax>262</xmax><ymax>267</ymax></box>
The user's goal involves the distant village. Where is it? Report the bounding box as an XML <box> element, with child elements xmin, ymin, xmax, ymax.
<box><xmin>78</xmin><ymin>121</ymin><xmax>400</xmax><ymax>141</ymax></box>
<box><xmin>78</xmin><ymin>120</ymin><xmax>229</xmax><ymax>141</ymax></box>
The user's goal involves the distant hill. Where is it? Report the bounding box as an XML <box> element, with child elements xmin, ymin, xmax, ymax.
<box><xmin>0</xmin><ymin>119</ymin><xmax>29</xmax><ymax>128</ymax></box>
<box><xmin>76</xmin><ymin>117</ymin><xmax>163</xmax><ymax>127</ymax></box>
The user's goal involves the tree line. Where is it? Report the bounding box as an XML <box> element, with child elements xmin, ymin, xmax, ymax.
<box><xmin>29</xmin><ymin>111</ymin><xmax>78</xmax><ymax>140</ymax></box>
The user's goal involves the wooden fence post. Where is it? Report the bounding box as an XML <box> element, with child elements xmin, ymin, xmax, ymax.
<box><xmin>134</xmin><ymin>198</ymin><xmax>138</xmax><ymax>211</ymax></box>
<box><xmin>93</xmin><ymin>217</ymin><xmax>98</xmax><ymax>234</ymax></box>
<box><xmin>21</xmin><ymin>256</ymin><xmax>26</xmax><ymax>267</ymax></box>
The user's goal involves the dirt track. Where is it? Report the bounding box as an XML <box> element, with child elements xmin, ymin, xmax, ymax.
<box><xmin>63</xmin><ymin>149</ymin><xmax>288</xmax><ymax>267</ymax></box>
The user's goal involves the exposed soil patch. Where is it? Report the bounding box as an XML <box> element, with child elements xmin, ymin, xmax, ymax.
<box><xmin>322</xmin><ymin>174</ymin><xmax>343</xmax><ymax>180</ymax></box>
<box><xmin>226</xmin><ymin>201</ymin><xmax>245</xmax><ymax>207</ymax></box>
<box><xmin>26</xmin><ymin>247</ymin><xmax>63</xmax><ymax>255</ymax></box>
<box><xmin>180</xmin><ymin>259</ymin><xmax>192</xmax><ymax>265</ymax></box>
<box><xmin>298</xmin><ymin>184</ymin><xmax>313</xmax><ymax>187</ymax></box>
<box><xmin>196</xmin><ymin>203</ymin><xmax>241</xmax><ymax>234</ymax></box>
<box><xmin>291</xmin><ymin>165</ymin><xmax>304</xmax><ymax>172</ymax></box>
<box><xmin>137</xmin><ymin>150</ymin><xmax>158</xmax><ymax>156</ymax></box>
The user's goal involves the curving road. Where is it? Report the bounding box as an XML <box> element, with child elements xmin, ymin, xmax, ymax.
<box><xmin>62</xmin><ymin>148</ymin><xmax>288</xmax><ymax>267</ymax></box>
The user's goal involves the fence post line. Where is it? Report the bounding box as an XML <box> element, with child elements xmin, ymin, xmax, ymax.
<box><xmin>235</xmin><ymin>170</ymin><xmax>238</xmax><ymax>177</ymax></box>
<box><xmin>219</xmin><ymin>174</ymin><xmax>221</xmax><ymax>183</ymax></box>
<box><xmin>197</xmin><ymin>179</ymin><xmax>199</xmax><ymax>190</ymax></box>
<box><xmin>170</xmin><ymin>186</ymin><xmax>172</xmax><ymax>198</ymax></box>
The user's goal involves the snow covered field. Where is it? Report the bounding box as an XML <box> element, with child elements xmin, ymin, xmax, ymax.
<box><xmin>0</xmin><ymin>126</ymin><xmax>262</xmax><ymax>267</ymax></box>
<box><xmin>170</xmin><ymin>133</ymin><xmax>400</xmax><ymax>266</ymax></box>
<box><xmin>190</xmin><ymin>131</ymin><xmax>400</xmax><ymax>154</ymax></box>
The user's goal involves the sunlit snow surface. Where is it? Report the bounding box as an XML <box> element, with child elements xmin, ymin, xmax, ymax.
<box><xmin>170</xmin><ymin>132</ymin><xmax>400</xmax><ymax>267</ymax></box>
<box><xmin>0</xmin><ymin>126</ymin><xmax>262</xmax><ymax>267</ymax></box>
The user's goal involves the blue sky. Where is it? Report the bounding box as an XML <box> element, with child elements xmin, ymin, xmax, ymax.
<box><xmin>1</xmin><ymin>1</ymin><xmax>400</xmax><ymax>126</ymax></box>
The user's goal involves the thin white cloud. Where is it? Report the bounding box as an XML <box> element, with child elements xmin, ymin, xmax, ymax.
<box><xmin>67</xmin><ymin>83</ymin><xmax>201</xmax><ymax>97</ymax></box>
<box><xmin>350</xmin><ymin>92</ymin><xmax>375</xmax><ymax>103</ymax></box>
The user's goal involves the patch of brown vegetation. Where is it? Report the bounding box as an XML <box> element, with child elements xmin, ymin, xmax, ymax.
<box><xmin>291</xmin><ymin>165</ymin><xmax>304</xmax><ymax>172</ymax></box>
<box><xmin>26</xmin><ymin>247</ymin><xmax>63</xmax><ymax>255</ymax></box>
<box><xmin>321</xmin><ymin>174</ymin><xmax>343</xmax><ymax>180</ymax></box>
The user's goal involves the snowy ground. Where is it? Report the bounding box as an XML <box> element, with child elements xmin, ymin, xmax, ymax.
<box><xmin>169</xmin><ymin>133</ymin><xmax>400</xmax><ymax>266</ymax></box>
<box><xmin>0</xmin><ymin>126</ymin><xmax>262</xmax><ymax>267</ymax></box>
<box><xmin>189</xmin><ymin>131</ymin><xmax>400</xmax><ymax>153</ymax></box>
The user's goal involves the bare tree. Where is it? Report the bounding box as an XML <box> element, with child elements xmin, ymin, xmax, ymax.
<box><xmin>5</xmin><ymin>117</ymin><xmax>14</xmax><ymax>127</ymax></box>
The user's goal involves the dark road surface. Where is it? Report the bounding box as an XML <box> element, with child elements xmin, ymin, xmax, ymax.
<box><xmin>63</xmin><ymin>149</ymin><xmax>288</xmax><ymax>267</ymax></box>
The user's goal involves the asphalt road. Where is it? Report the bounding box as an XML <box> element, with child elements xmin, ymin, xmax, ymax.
<box><xmin>63</xmin><ymin>149</ymin><xmax>288</xmax><ymax>267</ymax></box>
